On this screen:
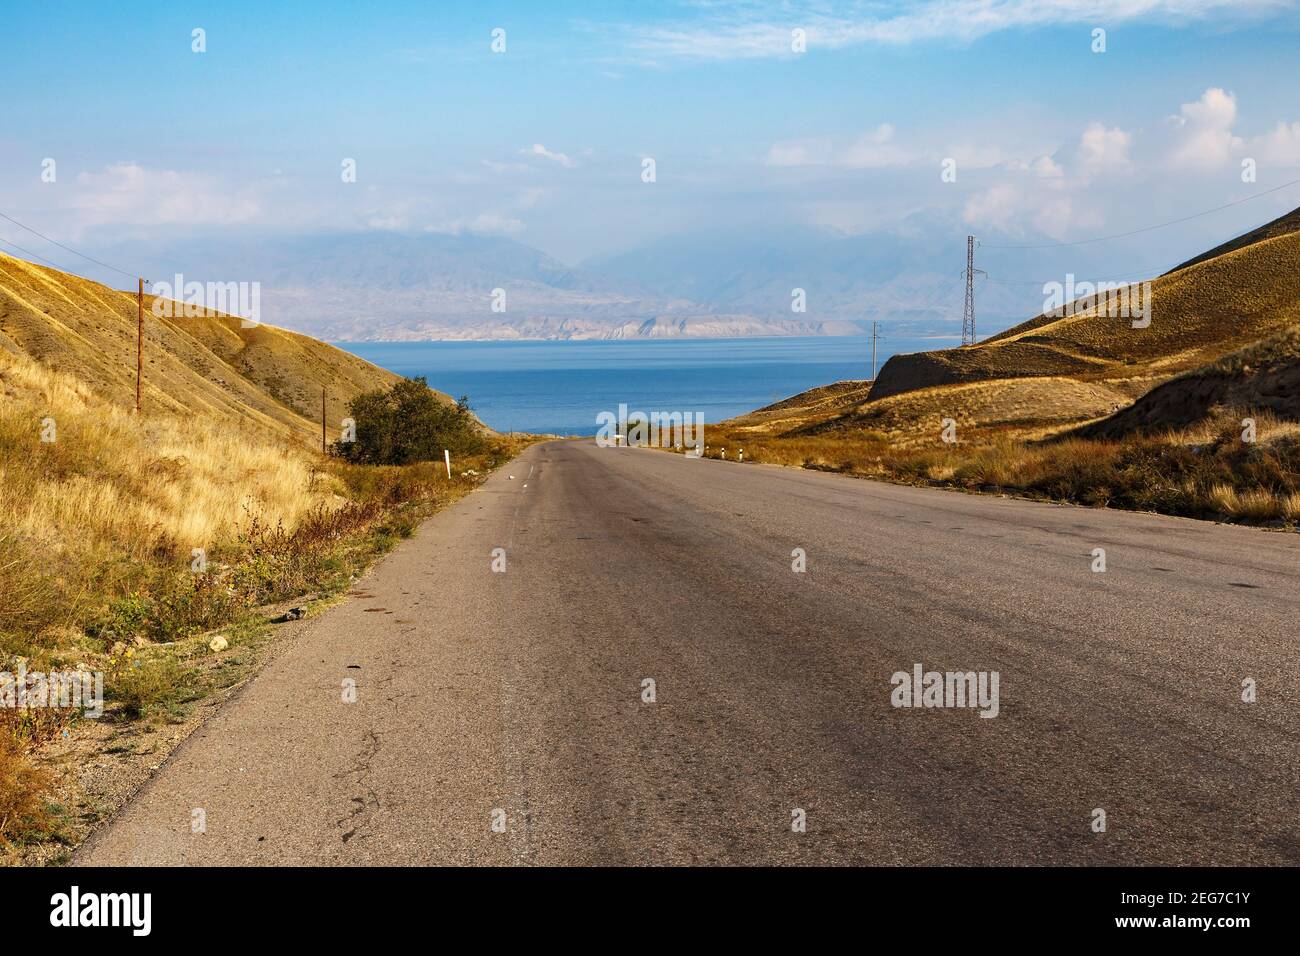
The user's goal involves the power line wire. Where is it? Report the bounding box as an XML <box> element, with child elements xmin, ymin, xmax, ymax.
<box><xmin>983</xmin><ymin>264</ymin><xmax>1164</xmax><ymax>287</ymax></box>
<box><xmin>925</xmin><ymin>272</ymin><xmax>967</xmax><ymax>313</ymax></box>
<box><xmin>980</xmin><ymin>177</ymin><xmax>1300</xmax><ymax>249</ymax></box>
<box><xmin>0</xmin><ymin>209</ymin><xmax>139</xmax><ymax>279</ymax></box>
<box><xmin>0</xmin><ymin>235</ymin><xmax>71</xmax><ymax>272</ymax></box>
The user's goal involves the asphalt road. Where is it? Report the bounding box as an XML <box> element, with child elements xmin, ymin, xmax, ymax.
<box><xmin>77</xmin><ymin>440</ymin><xmax>1300</xmax><ymax>865</ymax></box>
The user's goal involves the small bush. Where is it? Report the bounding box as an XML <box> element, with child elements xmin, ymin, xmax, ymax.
<box><xmin>333</xmin><ymin>378</ymin><xmax>486</xmax><ymax>465</ymax></box>
<box><xmin>107</xmin><ymin>653</ymin><xmax>194</xmax><ymax>721</ymax></box>
<box><xmin>89</xmin><ymin>593</ymin><xmax>153</xmax><ymax>643</ymax></box>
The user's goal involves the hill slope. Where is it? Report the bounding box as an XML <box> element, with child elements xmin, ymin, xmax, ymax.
<box><xmin>731</xmin><ymin>203</ymin><xmax>1300</xmax><ymax>445</ymax></box>
<box><xmin>0</xmin><ymin>252</ymin><xmax>447</xmax><ymax>443</ymax></box>
<box><xmin>1082</xmin><ymin>323</ymin><xmax>1300</xmax><ymax>437</ymax></box>
<box><xmin>859</xmin><ymin>206</ymin><xmax>1300</xmax><ymax>437</ymax></box>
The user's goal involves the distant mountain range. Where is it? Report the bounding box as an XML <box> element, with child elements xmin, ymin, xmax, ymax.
<box><xmin>96</xmin><ymin>222</ymin><xmax>1162</xmax><ymax>342</ymax></box>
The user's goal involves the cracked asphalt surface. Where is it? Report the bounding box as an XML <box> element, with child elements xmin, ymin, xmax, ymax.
<box><xmin>76</xmin><ymin>439</ymin><xmax>1300</xmax><ymax>865</ymax></box>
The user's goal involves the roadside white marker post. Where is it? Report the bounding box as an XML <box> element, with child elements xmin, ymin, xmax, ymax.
<box><xmin>739</xmin><ymin>449</ymin><xmax>744</xmax><ymax>462</ymax></box>
<box><xmin>444</xmin><ymin>449</ymin><xmax>451</xmax><ymax>478</ymax></box>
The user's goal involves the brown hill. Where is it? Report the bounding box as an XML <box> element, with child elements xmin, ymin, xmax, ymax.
<box><xmin>714</xmin><ymin>380</ymin><xmax>878</xmax><ymax>439</ymax></box>
<box><xmin>803</xmin><ymin>376</ymin><xmax>1130</xmax><ymax>446</ymax></box>
<box><xmin>1081</xmin><ymin>322</ymin><xmax>1300</xmax><ymax>437</ymax></box>
<box><xmin>872</xmin><ymin>217</ymin><xmax>1300</xmax><ymax>406</ymax></box>
<box><xmin>0</xmin><ymin>252</ymin><xmax>460</xmax><ymax>444</ymax></box>
<box><xmin>728</xmin><ymin>204</ymin><xmax>1300</xmax><ymax>444</ymax></box>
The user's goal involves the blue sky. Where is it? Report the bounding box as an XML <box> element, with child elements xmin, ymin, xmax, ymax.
<box><xmin>3</xmin><ymin>0</ymin><xmax>1300</xmax><ymax>270</ymax></box>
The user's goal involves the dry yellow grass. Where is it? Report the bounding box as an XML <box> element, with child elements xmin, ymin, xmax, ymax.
<box><xmin>1085</xmin><ymin>323</ymin><xmax>1300</xmax><ymax>437</ymax></box>
<box><xmin>669</xmin><ymin>399</ymin><xmax>1300</xmax><ymax>526</ymax></box>
<box><xmin>0</xmin><ymin>251</ymin><xmax>501</xmax><ymax>641</ymax></box>
<box><xmin>1207</xmin><ymin>484</ymin><xmax>1288</xmax><ymax>521</ymax></box>
<box><xmin>0</xmin><ymin>733</ymin><xmax>51</xmax><ymax>847</ymax></box>
<box><xmin>724</xmin><ymin>375</ymin><xmax>1130</xmax><ymax>447</ymax></box>
<box><xmin>832</xmin><ymin>376</ymin><xmax>1128</xmax><ymax>446</ymax></box>
<box><xmin>0</xmin><ymin>253</ymin><xmax>504</xmax><ymax>657</ymax></box>
<box><xmin>0</xmin><ymin>348</ymin><xmax>337</xmax><ymax>565</ymax></box>
<box><xmin>0</xmin><ymin>346</ymin><xmax>345</xmax><ymax>852</ymax></box>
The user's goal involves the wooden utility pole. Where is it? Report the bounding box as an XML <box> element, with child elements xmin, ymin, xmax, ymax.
<box><xmin>321</xmin><ymin>385</ymin><xmax>327</xmax><ymax>454</ymax></box>
<box><xmin>135</xmin><ymin>278</ymin><xmax>144</xmax><ymax>413</ymax></box>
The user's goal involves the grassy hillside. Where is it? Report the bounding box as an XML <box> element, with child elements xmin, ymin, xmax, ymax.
<box><xmin>810</xmin><ymin>377</ymin><xmax>1131</xmax><ymax>446</ymax></box>
<box><xmin>0</xmin><ymin>349</ymin><xmax>344</xmax><ymax>652</ymax></box>
<box><xmin>869</xmin><ymin>209</ymin><xmax>1300</xmax><ymax>435</ymax></box>
<box><xmin>1083</xmin><ymin>323</ymin><xmax>1300</xmax><ymax>438</ymax></box>
<box><xmin>724</xmin><ymin>376</ymin><xmax>1129</xmax><ymax>447</ymax></box>
<box><xmin>0</xmin><ymin>252</ymin><xmax>456</xmax><ymax>443</ymax></box>
<box><xmin>733</xmin><ymin>380</ymin><xmax>874</xmax><ymax>432</ymax></box>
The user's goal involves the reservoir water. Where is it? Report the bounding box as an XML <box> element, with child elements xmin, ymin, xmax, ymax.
<box><xmin>337</xmin><ymin>335</ymin><xmax>956</xmax><ymax>436</ymax></box>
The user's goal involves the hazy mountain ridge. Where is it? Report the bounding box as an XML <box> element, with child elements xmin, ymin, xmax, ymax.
<box><xmin>88</xmin><ymin>220</ymin><xmax>1197</xmax><ymax>343</ymax></box>
<box><xmin>89</xmin><ymin>227</ymin><xmax>1035</xmax><ymax>342</ymax></box>
<box><xmin>103</xmin><ymin>232</ymin><xmax>838</xmax><ymax>342</ymax></box>
<box><xmin>580</xmin><ymin>220</ymin><xmax>1117</xmax><ymax>335</ymax></box>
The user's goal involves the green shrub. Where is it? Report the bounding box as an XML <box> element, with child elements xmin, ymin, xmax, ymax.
<box><xmin>333</xmin><ymin>378</ymin><xmax>486</xmax><ymax>466</ymax></box>
<box><xmin>88</xmin><ymin>593</ymin><xmax>153</xmax><ymax>644</ymax></box>
<box><xmin>108</xmin><ymin>653</ymin><xmax>194</xmax><ymax>721</ymax></box>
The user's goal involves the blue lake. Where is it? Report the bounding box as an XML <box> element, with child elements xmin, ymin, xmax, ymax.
<box><xmin>336</xmin><ymin>335</ymin><xmax>956</xmax><ymax>436</ymax></box>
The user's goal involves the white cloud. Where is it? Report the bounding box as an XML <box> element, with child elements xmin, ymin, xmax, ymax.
<box><xmin>69</xmin><ymin>162</ymin><xmax>260</xmax><ymax>228</ymax></box>
<box><xmin>1077</xmin><ymin>123</ymin><xmax>1132</xmax><ymax>173</ymax></box>
<box><xmin>962</xmin><ymin>179</ymin><xmax>1104</xmax><ymax>239</ymax></box>
<box><xmin>961</xmin><ymin>119</ymin><xmax>1137</xmax><ymax>236</ymax></box>
<box><xmin>519</xmin><ymin>143</ymin><xmax>575</xmax><ymax>167</ymax></box>
<box><xmin>766</xmin><ymin>139</ymin><xmax>827</xmax><ymax>167</ymax></box>
<box><xmin>1168</xmin><ymin>87</ymin><xmax>1244</xmax><ymax>169</ymax></box>
<box><xmin>963</xmin><ymin>183</ymin><xmax>1026</xmax><ymax>232</ymax></box>
<box><xmin>767</xmin><ymin>124</ymin><xmax>914</xmax><ymax>168</ymax></box>
<box><xmin>951</xmin><ymin>143</ymin><xmax>1021</xmax><ymax>170</ymax></box>
<box><xmin>841</xmin><ymin>124</ymin><xmax>914</xmax><ymax>167</ymax></box>
<box><xmin>1007</xmin><ymin>154</ymin><xmax>1065</xmax><ymax>178</ymax></box>
<box><xmin>616</xmin><ymin>1</ymin><xmax>1286</xmax><ymax>61</ymax></box>
<box><xmin>481</xmin><ymin>160</ymin><xmax>533</xmax><ymax>174</ymax></box>
<box><xmin>365</xmin><ymin>215</ymin><xmax>408</xmax><ymax>230</ymax></box>
<box><xmin>1252</xmin><ymin>120</ymin><xmax>1300</xmax><ymax>166</ymax></box>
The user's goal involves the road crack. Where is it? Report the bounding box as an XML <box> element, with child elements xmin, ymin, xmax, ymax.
<box><xmin>334</xmin><ymin>729</ymin><xmax>383</xmax><ymax>844</ymax></box>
